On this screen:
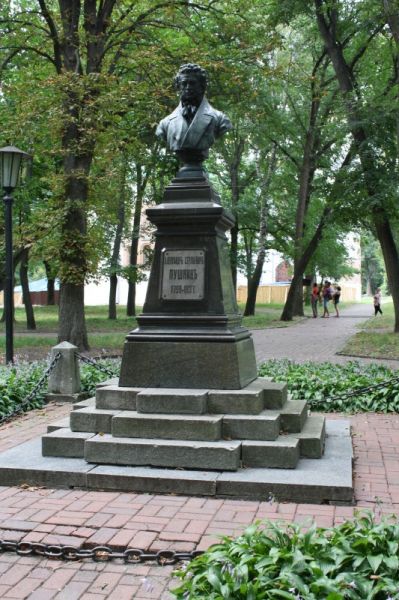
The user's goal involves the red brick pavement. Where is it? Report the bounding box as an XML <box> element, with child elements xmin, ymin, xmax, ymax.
<box><xmin>0</xmin><ymin>404</ymin><xmax>398</xmax><ymax>598</ymax></box>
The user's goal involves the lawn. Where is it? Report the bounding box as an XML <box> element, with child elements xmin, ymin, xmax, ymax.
<box><xmin>0</xmin><ymin>302</ymin><xmax>300</xmax><ymax>360</ymax></box>
<box><xmin>339</xmin><ymin>301</ymin><xmax>399</xmax><ymax>360</ymax></box>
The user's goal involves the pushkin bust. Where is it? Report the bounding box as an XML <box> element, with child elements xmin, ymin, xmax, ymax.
<box><xmin>156</xmin><ymin>63</ymin><xmax>232</xmax><ymax>177</ymax></box>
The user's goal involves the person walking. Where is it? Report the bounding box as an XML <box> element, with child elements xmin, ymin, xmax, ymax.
<box><xmin>333</xmin><ymin>285</ymin><xmax>341</xmax><ymax>317</ymax></box>
<box><xmin>373</xmin><ymin>288</ymin><xmax>383</xmax><ymax>316</ymax></box>
<box><xmin>321</xmin><ymin>281</ymin><xmax>333</xmax><ymax>318</ymax></box>
<box><xmin>311</xmin><ymin>282</ymin><xmax>320</xmax><ymax>318</ymax></box>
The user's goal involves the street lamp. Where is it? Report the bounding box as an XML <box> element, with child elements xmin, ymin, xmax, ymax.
<box><xmin>1</xmin><ymin>145</ymin><xmax>32</xmax><ymax>364</ymax></box>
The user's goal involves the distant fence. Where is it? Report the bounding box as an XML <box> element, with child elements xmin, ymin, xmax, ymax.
<box><xmin>237</xmin><ymin>284</ymin><xmax>360</xmax><ymax>305</ymax></box>
<box><xmin>0</xmin><ymin>290</ymin><xmax>59</xmax><ymax>307</ymax></box>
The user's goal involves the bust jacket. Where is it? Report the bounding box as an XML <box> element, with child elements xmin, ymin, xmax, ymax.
<box><xmin>156</xmin><ymin>97</ymin><xmax>232</xmax><ymax>157</ymax></box>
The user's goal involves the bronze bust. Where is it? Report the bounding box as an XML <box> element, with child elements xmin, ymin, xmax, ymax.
<box><xmin>156</xmin><ymin>63</ymin><xmax>232</xmax><ymax>177</ymax></box>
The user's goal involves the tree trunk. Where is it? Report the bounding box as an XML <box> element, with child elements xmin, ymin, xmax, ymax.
<box><xmin>281</xmin><ymin>272</ymin><xmax>304</xmax><ymax>321</ymax></box>
<box><xmin>281</xmin><ymin>206</ymin><xmax>332</xmax><ymax>320</ymax></box>
<box><xmin>108</xmin><ymin>161</ymin><xmax>127</xmax><ymax>319</ymax></box>
<box><xmin>57</xmin><ymin>90</ymin><xmax>93</xmax><ymax>348</ymax></box>
<box><xmin>20</xmin><ymin>248</ymin><xmax>36</xmax><ymax>330</ymax></box>
<box><xmin>127</xmin><ymin>164</ymin><xmax>145</xmax><ymax>317</ymax></box>
<box><xmin>292</xmin><ymin>277</ymin><xmax>305</xmax><ymax>316</ymax></box>
<box><xmin>59</xmin><ymin>282</ymin><xmax>88</xmax><ymax>349</ymax></box>
<box><xmin>58</xmin><ymin>144</ymin><xmax>92</xmax><ymax>349</ymax></box>
<box><xmin>244</xmin><ymin>144</ymin><xmax>277</xmax><ymax>316</ymax></box>
<box><xmin>44</xmin><ymin>261</ymin><xmax>55</xmax><ymax>305</ymax></box>
<box><xmin>374</xmin><ymin>216</ymin><xmax>399</xmax><ymax>332</ymax></box>
<box><xmin>228</xmin><ymin>137</ymin><xmax>245</xmax><ymax>292</ymax></box>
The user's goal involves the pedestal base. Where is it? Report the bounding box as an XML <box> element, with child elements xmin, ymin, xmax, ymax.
<box><xmin>119</xmin><ymin>337</ymin><xmax>257</xmax><ymax>389</ymax></box>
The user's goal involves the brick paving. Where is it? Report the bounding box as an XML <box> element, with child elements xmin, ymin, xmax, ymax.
<box><xmin>0</xmin><ymin>407</ymin><xmax>398</xmax><ymax>598</ymax></box>
<box><xmin>0</xmin><ymin>302</ymin><xmax>398</xmax><ymax>598</ymax></box>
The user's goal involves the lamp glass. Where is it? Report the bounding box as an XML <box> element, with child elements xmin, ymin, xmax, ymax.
<box><xmin>0</xmin><ymin>151</ymin><xmax>22</xmax><ymax>189</ymax></box>
<box><xmin>0</xmin><ymin>146</ymin><xmax>31</xmax><ymax>190</ymax></box>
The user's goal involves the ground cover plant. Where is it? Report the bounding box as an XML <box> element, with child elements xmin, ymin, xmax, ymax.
<box><xmin>172</xmin><ymin>513</ymin><xmax>399</xmax><ymax>599</ymax></box>
<box><xmin>0</xmin><ymin>358</ymin><xmax>120</xmax><ymax>420</ymax></box>
<box><xmin>259</xmin><ymin>360</ymin><xmax>399</xmax><ymax>412</ymax></box>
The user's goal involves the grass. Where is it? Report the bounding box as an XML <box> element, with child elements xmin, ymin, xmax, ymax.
<box><xmin>340</xmin><ymin>301</ymin><xmax>399</xmax><ymax>360</ymax></box>
<box><xmin>0</xmin><ymin>302</ymin><xmax>298</xmax><ymax>359</ymax></box>
<box><xmin>0</xmin><ymin>305</ymin><xmax>138</xmax><ymax>333</ymax></box>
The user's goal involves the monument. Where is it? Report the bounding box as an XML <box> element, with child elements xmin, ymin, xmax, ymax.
<box><xmin>1</xmin><ymin>63</ymin><xmax>352</xmax><ymax>504</ymax></box>
<box><xmin>119</xmin><ymin>63</ymin><xmax>258</xmax><ymax>389</ymax></box>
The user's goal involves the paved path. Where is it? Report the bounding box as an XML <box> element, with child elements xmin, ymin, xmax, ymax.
<box><xmin>252</xmin><ymin>302</ymin><xmax>399</xmax><ymax>368</ymax></box>
<box><xmin>0</xmin><ymin>302</ymin><xmax>398</xmax><ymax>598</ymax></box>
<box><xmin>0</xmin><ymin>407</ymin><xmax>398</xmax><ymax>598</ymax></box>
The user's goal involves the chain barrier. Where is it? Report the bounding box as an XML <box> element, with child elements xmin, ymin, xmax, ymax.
<box><xmin>75</xmin><ymin>353</ymin><xmax>116</xmax><ymax>377</ymax></box>
<box><xmin>309</xmin><ymin>374</ymin><xmax>399</xmax><ymax>407</ymax></box>
<box><xmin>0</xmin><ymin>353</ymin><xmax>61</xmax><ymax>426</ymax></box>
<box><xmin>0</xmin><ymin>540</ymin><xmax>202</xmax><ymax>564</ymax></box>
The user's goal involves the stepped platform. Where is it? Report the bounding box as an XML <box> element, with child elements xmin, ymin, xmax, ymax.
<box><xmin>0</xmin><ymin>378</ymin><xmax>353</xmax><ymax>503</ymax></box>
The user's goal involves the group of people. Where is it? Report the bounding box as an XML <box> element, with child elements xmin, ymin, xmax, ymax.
<box><xmin>310</xmin><ymin>281</ymin><xmax>341</xmax><ymax>318</ymax></box>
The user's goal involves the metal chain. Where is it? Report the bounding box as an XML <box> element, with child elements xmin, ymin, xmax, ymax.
<box><xmin>0</xmin><ymin>353</ymin><xmax>61</xmax><ymax>425</ymax></box>
<box><xmin>309</xmin><ymin>374</ymin><xmax>399</xmax><ymax>407</ymax></box>
<box><xmin>75</xmin><ymin>353</ymin><xmax>116</xmax><ymax>377</ymax></box>
<box><xmin>0</xmin><ymin>540</ymin><xmax>202</xmax><ymax>564</ymax></box>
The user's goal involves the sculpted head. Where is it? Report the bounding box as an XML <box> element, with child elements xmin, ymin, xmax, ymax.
<box><xmin>174</xmin><ymin>63</ymin><xmax>207</xmax><ymax>106</ymax></box>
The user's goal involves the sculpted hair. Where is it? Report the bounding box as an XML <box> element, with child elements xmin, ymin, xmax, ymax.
<box><xmin>174</xmin><ymin>63</ymin><xmax>208</xmax><ymax>91</ymax></box>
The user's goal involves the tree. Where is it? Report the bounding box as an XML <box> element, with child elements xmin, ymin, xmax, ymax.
<box><xmin>1</xmin><ymin>0</ymin><xmax>215</xmax><ymax>348</ymax></box>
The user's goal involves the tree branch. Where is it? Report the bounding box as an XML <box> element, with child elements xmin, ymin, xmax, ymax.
<box><xmin>37</xmin><ymin>0</ymin><xmax>62</xmax><ymax>72</ymax></box>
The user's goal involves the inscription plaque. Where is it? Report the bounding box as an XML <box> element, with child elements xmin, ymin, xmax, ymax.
<box><xmin>161</xmin><ymin>249</ymin><xmax>205</xmax><ymax>300</ymax></box>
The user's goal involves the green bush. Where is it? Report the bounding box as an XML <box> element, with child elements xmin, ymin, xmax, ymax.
<box><xmin>172</xmin><ymin>513</ymin><xmax>399</xmax><ymax>599</ymax></box>
<box><xmin>258</xmin><ymin>360</ymin><xmax>399</xmax><ymax>412</ymax></box>
<box><xmin>0</xmin><ymin>357</ymin><xmax>120</xmax><ymax>420</ymax></box>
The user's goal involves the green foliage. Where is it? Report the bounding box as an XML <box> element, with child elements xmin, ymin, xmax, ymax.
<box><xmin>0</xmin><ymin>358</ymin><xmax>120</xmax><ymax>419</ymax></box>
<box><xmin>79</xmin><ymin>358</ymin><xmax>120</xmax><ymax>396</ymax></box>
<box><xmin>172</xmin><ymin>513</ymin><xmax>399</xmax><ymax>599</ymax></box>
<box><xmin>258</xmin><ymin>360</ymin><xmax>399</xmax><ymax>412</ymax></box>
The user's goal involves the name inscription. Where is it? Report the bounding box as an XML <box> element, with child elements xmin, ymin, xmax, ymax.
<box><xmin>162</xmin><ymin>250</ymin><xmax>205</xmax><ymax>300</ymax></box>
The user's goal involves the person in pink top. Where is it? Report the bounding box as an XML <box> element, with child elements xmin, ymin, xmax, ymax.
<box><xmin>321</xmin><ymin>281</ymin><xmax>333</xmax><ymax>318</ymax></box>
<box><xmin>311</xmin><ymin>282</ymin><xmax>320</xmax><ymax>318</ymax></box>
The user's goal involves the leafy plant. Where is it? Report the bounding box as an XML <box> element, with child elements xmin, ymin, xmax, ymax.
<box><xmin>172</xmin><ymin>513</ymin><xmax>399</xmax><ymax>599</ymax></box>
<box><xmin>0</xmin><ymin>357</ymin><xmax>120</xmax><ymax>419</ymax></box>
<box><xmin>258</xmin><ymin>360</ymin><xmax>399</xmax><ymax>413</ymax></box>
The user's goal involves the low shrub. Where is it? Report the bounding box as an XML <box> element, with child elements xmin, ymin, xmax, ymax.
<box><xmin>172</xmin><ymin>513</ymin><xmax>399</xmax><ymax>599</ymax></box>
<box><xmin>258</xmin><ymin>360</ymin><xmax>399</xmax><ymax>412</ymax></box>
<box><xmin>0</xmin><ymin>357</ymin><xmax>121</xmax><ymax>419</ymax></box>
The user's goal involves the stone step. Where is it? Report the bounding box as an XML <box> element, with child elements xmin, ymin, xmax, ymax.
<box><xmin>289</xmin><ymin>415</ymin><xmax>326</xmax><ymax>458</ymax></box>
<box><xmin>47</xmin><ymin>418</ymin><xmax>70</xmax><ymax>433</ymax></box>
<box><xmin>207</xmin><ymin>383</ymin><xmax>264</xmax><ymax>414</ymax></box>
<box><xmin>70</xmin><ymin>407</ymin><xmax>121</xmax><ymax>434</ymax></box>
<box><xmin>222</xmin><ymin>412</ymin><xmax>280</xmax><ymax>441</ymax></box>
<box><xmin>269</xmin><ymin>399</ymin><xmax>308</xmax><ymax>433</ymax></box>
<box><xmin>112</xmin><ymin>412</ymin><xmax>222</xmax><ymax>441</ymax></box>
<box><xmin>42</xmin><ymin>429</ymin><xmax>95</xmax><ymax>458</ymax></box>
<box><xmin>242</xmin><ymin>438</ymin><xmax>300</xmax><ymax>469</ymax></box>
<box><xmin>95</xmin><ymin>385</ymin><xmax>140</xmax><ymax>410</ymax></box>
<box><xmin>73</xmin><ymin>397</ymin><xmax>95</xmax><ymax>410</ymax></box>
<box><xmin>97</xmin><ymin>377</ymin><xmax>119</xmax><ymax>388</ymax></box>
<box><xmin>137</xmin><ymin>389</ymin><xmax>208</xmax><ymax>415</ymax></box>
<box><xmin>257</xmin><ymin>378</ymin><xmax>288</xmax><ymax>409</ymax></box>
<box><xmin>85</xmin><ymin>435</ymin><xmax>241</xmax><ymax>471</ymax></box>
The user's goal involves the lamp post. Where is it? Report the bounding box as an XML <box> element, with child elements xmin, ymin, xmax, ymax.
<box><xmin>1</xmin><ymin>146</ymin><xmax>32</xmax><ymax>364</ymax></box>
